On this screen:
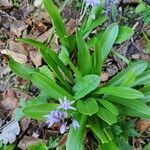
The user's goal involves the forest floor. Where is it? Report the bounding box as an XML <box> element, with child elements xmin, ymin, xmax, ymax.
<box><xmin>0</xmin><ymin>0</ymin><xmax>150</xmax><ymax>149</ymax></box>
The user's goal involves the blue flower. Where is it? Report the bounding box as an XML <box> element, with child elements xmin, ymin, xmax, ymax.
<box><xmin>60</xmin><ymin>122</ymin><xmax>69</xmax><ymax>134</ymax></box>
<box><xmin>44</xmin><ymin>110</ymin><xmax>67</xmax><ymax>127</ymax></box>
<box><xmin>57</xmin><ymin>96</ymin><xmax>76</xmax><ymax>111</ymax></box>
<box><xmin>85</xmin><ymin>0</ymin><xmax>100</xmax><ymax>7</ymax></box>
<box><xmin>72</xmin><ymin>119</ymin><xmax>80</xmax><ymax>130</ymax></box>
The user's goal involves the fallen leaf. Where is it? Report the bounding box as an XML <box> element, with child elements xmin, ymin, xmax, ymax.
<box><xmin>101</xmin><ymin>72</ymin><xmax>109</xmax><ymax>82</ymax></box>
<box><xmin>1</xmin><ymin>49</ymin><xmax>27</xmax><ymax>64</ymax></box>
<box><xmin>30</xmin><ymin>50</ymin><xmax>42</xmax><ymax>68</ymax></box>
<box><xmin>10</xmin><ymin>21</ymin><xmax>26</xmax><ymax>37</ymax></box>
<box><xmin>18</xmin><ymin>136</ymin><xmax>45</xmax><ymax>150</ymax></box>
<box><xmin>57</xmin><ymin>134</ymin><xmax>67</xmax><ymax>148</ymax></box>
<box><xmin>36</xmin><ymin>29</ymin><xmax>53</xmax><ymax>42</ymax></box>
<box><xmin>20</xmin><ymin>117</ymin><xmax>31</xmax><ymax>132</ymax></box>
<box><xmin>136</xmin><ymin>119</ymin><xmax>150</xmax><ymax>133</ymax></box>
<box><xmin>34</xmin><ymin>0</ymin><xmax>43</xmax><ymax>8</ymax></box>
<box><xmin>9</xmin><ymin>40</ymin><xmax>27</xmax><ymax>55</ymax></box>
<box><xmin>1</xmin><ymin>88</ymin><xmax>18</xmax><ymax>110</ymax></box>
<box><xmin>0</xmin><ymin>0</ymin><xmax>13</xmax><ymax>8</ymax></box>
<box><xmin>66</xmin><ymin>19</ymin><xmax>77</xmax><ymax>35</ymax></box>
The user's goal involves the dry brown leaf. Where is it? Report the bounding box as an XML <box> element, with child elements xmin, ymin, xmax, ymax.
<box><xmin>101</xmin><ymin>72</ymin><xmax>109</xmax><ymax>82</ymax></box>
<box><xmin>36</xmin><ymin>29</ymin><xmax>52</xmax><ymax>42</ymax></box>
<box><xmin>20</xmin><ymin>117</ymin><xmax>31</xmax><ymax>132</ymax></box>
<box><xmin>30</xmin><ymin>50</ymin><xmax>42</xmax><ymax>68</ymax></box>
<box><xmin>1</xmin><ymin>49</ymin><xmax>27</xmax><ymax>64</ymax></box>
<box><xmin>9</xmin><ymin>40</ymin><xmax>27</xmax><ymax>55</ymax></box>
<box><xmin>1</xmin><ymin>88</ymin><xmax>18</xmax><ymax>110</ymax></box>
<box><xmin>57</xmin><ymin>134</ymin><xmax>67</xmax><ymax>148</ymax></box>
<box><xmin>18</xmin><ymin>136</ymin><xmax>45</xmax><ymax>150</ymax></box>
<box><xmin>10</xmin><ymin>21</ymin><xmax>26</xmax><ymax>37</ymax></box>
<box><xmin>136</xmin><ymin>119</ymin><xmax>150</xmax><ymax>133</ymax></box>
<box><xmin>67</xmin><ymin>19</ymin><xmax>77</xmax><ymax>35</ymax></box>
<box><xmin>0</xmin><ymin>0</ymin><xmax>13</xmax><ymax>8</ymax></box>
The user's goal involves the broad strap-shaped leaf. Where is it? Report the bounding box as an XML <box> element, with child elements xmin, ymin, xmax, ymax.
<box><xmin>82</xmin><ymin>6</ymin><xmax>103</xmax><ymax>33</ymax></box>
<box><xmin>107</xmin><ymin>61</ymin><xmax>147</xmax><ymax>86</ymax></box>
<box><xmin>76</xmin><ymin>98</ymin><xmax>99</xmax><ymax>115</ymax></box>
<box><xmin>76</xmin><ymin>30</ymin><xmax>92</xmax><ymax>76</ymax></box>
<box><xmin>9</xmin><ymin>59</ymin><xmax>37</xmax><ymax>80</ymax></box>
<box><xmin>83</xmin><ymin>16</ymin><xmax>108</xmax><ymax>38</ymax></box>
<box><xmin>133</xmin><ymin>70</ymin><xmax>150</xmax><ymax>86</ymax></box>
<box><xmin>30</xmin><ymin>72</ymin><xmax>73</xmax><ymax>100</ymax></box>
<box><xmin>99</xmin><ymin>23</ymin><xmax>119</xmax><ymax>61</ymax></box>
<box><xmin>120</xmin><ymin>106</ymin><xmax>150</xmax><ymax>119</ymax></box>
<box><xmin>87</xmin><ymin>30</ymin><xmax>104</xmax><ymax>48</ymax></box>
<box><xmin>89</xmin><ymin>116</ymin><xmax>108</xmax><ymax>143</ymax></box>
<box><xmin>107</xmin><ymin>96</ymin><xmax>150</xmax><ymax>116</ymax></box>
<box><xmin>97</xmin><ymin>106</ymin><xmax>117</xmax><ymax>125</ymax></box>
<box><xmin>140</xmin><ymin>85</ymin><xmax>150</xmax><ymax>102</ymax></box>
<box><xmin>121</xmin><ymin>71</ymin><xmax>136</xmax><ymax>87</ymax></box>
<box><xmin>116</xmin><ymin>26</ymin><xmax>134</xmax><ymax>44</ymax></box>
<box><xmin>43</xmin><ymin>0</ymin><xmax>69</xmax><ymax>48</ymax></box>
<box><xmin>66</xmin><ymin>115</ymin><xmax>87</xmax><ymax>150</ymax></box>
<box><xmin>73</xmin><ymin>75</ymin><xmax>100</xmax><ymax>100</ymax></box>
<box><xmin>17</xmin><ymin>38</ymin><xmax>74</xmax><ymax>84</ymax></box>
<box><xmin>95</xmin><ymin>87</ymin><xmax>144</xmax><ymax>99</ymax></box>
<box><xmin>59</xmin><ymin>47</ymin><xmax>81</xmax><ymax>78</ymax></box>
<box><xmin>99</xmin><ymin>100</ymin><xmax>118</xmax><ymax>115</ymax></box>
<box><xmin>92</xmin><ymin>38</ymin><xmax>102</xmax><ymax>75</ymax></box>
<box><xmin>23</xmin><ymin>103</ymin><xmax>57</xmax><ymax>120</ymax></box>
<box><xmin>39</xmin><ymin>65</ymin><xmax>55</xmax><ymax>81</ymax></box>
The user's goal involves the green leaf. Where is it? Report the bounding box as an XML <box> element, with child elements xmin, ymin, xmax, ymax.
<box><xmin>73</xmin><ymin>75</ymin><xmax>100</xmax><ymax>100</ymax></box>
<box><xmin>107</xmin><ymin>61</ymin><xmax>147</xmax><ymax>86</ymax></box>
<box><xmin>30</xmin><ymin>72</ymin><xmax>73</xmax><ymax>100</ymax></box>
<box><xmin>99</xmin><ymin>100</ymin><xmax>118</xmax><ymax>115</ymax></box>
<box><xmin>66</xmin><ymin>115</ymin><xmax>87</xmax><ymax>150</ymax></box>
<box><xmin>39</xmin><ymin>65</ymin><xmax>55</xmax><ymax>81</ymax></box>
<box><xmin>101</xmin><ymin>140</ymin><xmax>119</xmax><ymax>150</ymax></box>
<box><xmin>121</xmin><ymin>71</ymin><xmax>136</xmax><ymax>87</ymax></box>
<box><xmin>17</xmin><ymin>38</ymin><xmax>74</xmax><ymax>85</ymax></box>
<box><xmin>77</xmin><ymin>98</ymin><xmax>99</xmax><ymax>115</ymax></box>
<box><xmin>82</xmin><ymin>6</ymin><xmax>103</xmax><ymax>33</ymax></box>
<box><xmin>108</xmin><ymin>96</ymin><xmax>150</xmax><ymax>116</ymax></box>
<box><xmin>97</xmin><ymin>106</ymin><xmax>117</xmax><ymax>125</ymax></box>
<box><xmin>95</xmin><ymin>87</ymin><xmax>144</xmax><ymax>99</ymax></box>
<box><xmin>140</xmin><ymin>85</ymin><xmax>150</xmax><ymax>102</ymax></box>
<box><xmin>112</xmin><ymin>50</ymin><xmax>129</xmax><ymax>64</ymax></box>
<box><xmin>116</xmin><ymin>26</ymin><xmax>134</xmax><ymax>44</ymax></box>
<box><xmin>23</xmin><ymin>103</ymin><xmax>57</xmax><ymax>120</ymax></box>
<box><xmin>8</xmin><ymin>59</ymin><xmax>37</xmax><ymax>80</ymax></box>
<box><xmin>27</xmin><ymin>142</ymin><xmax>48</xmax><ymax>150</ymax></box>
<box><xmin>87</xmin><ymin>30</ymin><xmax>104</xmax><ymax>48</ymax></box>
<box><xmin>43</xmin><ymin>0</ymin><xmax>69</xmax><ymax>48</ymax></box>
<box><xmin>83</xmin><ymin>16</ymin><xmax>108</xmax><ymax>38</ymax></box>
<box><xmin>133</xmin><ymin>70</ymin><xmax>150</xmax><ymax>86</ymax></box>
<box><xmin>89</xmin><ymin>116</ymin><xmax>108</xmax><ymax>143</ymax></box>
<box><xmin>13</xmin><ymin>108</ymin><xmax>24</xmax><ymax>121</ymax></box>
<box><xmin>135</xmin><ymin>3</ymin><xmax>146</xmax><ymax>14</ymax></box>
<box><xmin>120</xmin><ymin>106</ymin><xmax>150</xmax><ymax>119</ymax></box>
<box><xmin>76</xmin><ymin>30</ymin><xmax>92</xmax><ymax>76</ymax></box>
<box><xmin>92</xmin><ymin>38</ymin><xmax>102</xmax><ymax>75</ymax></box>
<box><xmin>99</xmin><ymin>23</ymin><xmax>119</xmax><ymax>61</ymax></box>
<box><xmin>59</xmin><ymin>46</ymin><xmax>81</xmax><ymax>78</ymax></box>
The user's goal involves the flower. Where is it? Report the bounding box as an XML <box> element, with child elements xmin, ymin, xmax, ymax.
<box><xmin>57</xmin><ymin>96</ymin><xmax>76</xmax><ymax>111</ymax></box>
<box><xmin>44</xmin><ymin>110</ymin><xmax>68</xmax><ymax>127</ymax></box>
<box><xmin>72</xmin><ymin>119</ymin><xmax>80</xmax><ymax>130</ymax></box>
<box><xmin>60</xmin><ymin>122</ymin><xmax>69</xmax><ymax>134</ymax></box>
<box><xmin>0</xmin><ymin>121</ymin><xmax>20</xmax><ymax>144</ymax></box>
<box><xmin>85</xmin><ymin>0</ymin><xmax>100</xmax><ymax>7</ymax></box>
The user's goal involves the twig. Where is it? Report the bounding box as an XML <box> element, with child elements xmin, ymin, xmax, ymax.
<box><xmin>0</xmin><ymin>10</ymin><xmax>17</xmax><ymax>22</ymax></box>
